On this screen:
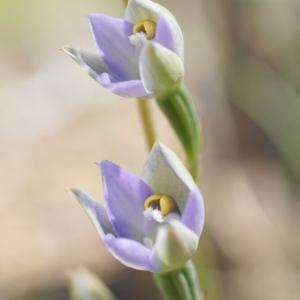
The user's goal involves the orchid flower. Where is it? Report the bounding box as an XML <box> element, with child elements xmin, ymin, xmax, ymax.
<box><xmin>62</xmin><ymin>0</ymin><xmax>184</xmax><ymax>98</ymax></box>
<box><xmin>69</xmin><ymin>143</ymin><xmax>204</xmax><ymax>273</ymax></box>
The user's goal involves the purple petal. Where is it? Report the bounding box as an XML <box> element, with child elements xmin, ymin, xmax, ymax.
<box><xmin>124</xmin><ymin>0</ymin><xmax>172</xmax><ymax>24</ymax></box>
<box><xmin>104</xmin><ymin>234</ymin><xmax>151</xmax><ymax>270</ymax></box>
<box><xmin>154</xmin><ymin>13</ymin><xmax>184</xmax><ymax>62</ymax></box>
<box><xmin>181</xmin><ymin>187</ymin><xmax>205</xmax><ymax>238</ymax></box>
<box><xmin>69</xmin><ymin>188</ymin><xmax>115</xmax><ymax>238</ymax></box>
<box><xmin>143</xmin><ymin>217</ymin><xmax>160</xmax><ymax>242</ymax></box>
<box><xmin>88</xmin><ymin>14</ymin><xmax>140</xmax><ymax>81</ymax></box>
<box><xmin>97</xmin><ymin>73</ymin><xmax>149</xmax><ymax>98</ymax></box>
<box><xmin>100</xmin><ymin>160</ymin><xmax>152</xmax><ymax>243</ymax></box>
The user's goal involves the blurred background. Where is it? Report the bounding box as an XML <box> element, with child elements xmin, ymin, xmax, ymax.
<box><xmin>1</xmin><ymin>0</ymin><xmax>300</xmax><ymax>299</ymax></box>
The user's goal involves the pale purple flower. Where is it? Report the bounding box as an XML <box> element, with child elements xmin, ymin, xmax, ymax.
<box><xmin>69</xmin><ymin>143</ymin><xmax>204</xmax><ymax>273</ymax></box>
<box><xmin>62</xmin><ymin>0</ymin><xmax>184</xmax><ymax>98</ymax></box>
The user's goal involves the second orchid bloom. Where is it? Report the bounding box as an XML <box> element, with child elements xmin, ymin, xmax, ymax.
<box><xmin>62</xmin><ymin>0</ymin><xmax>184</xmax><ymax>98</ymax></box>
<box><xmin>70</xmin><ymin>143</ymin><xmax>204</xmax><ymax>273</ymax></box>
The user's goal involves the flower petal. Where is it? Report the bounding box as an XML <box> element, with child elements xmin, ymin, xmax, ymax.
<box><xmin>124</xmin><ymin>0</ymin><xmax>175</xmax><ymax>24</ymax></box>
<box><xmin>88</xmin><ymin>14</ymin><xmax>140</xmax><ymax>80</ymax></box>
<box><xmin>181</xmin><ymin>188</ymin><xmax>205</xmax><ymax>238</ymax></box>
<box><xmin>100</xmin><ymin>160</ymin><xmax>152</xmax><ymax>242</ymax></box>
<box><xmin>139</xmin><ymin>42</ymin><xmax>184</xmax><ymax>98</ymax></box>
<box><xmin>97</xmin><ymin>73</ymin><xmax>149</xmax><ymax>98</ymax></box>
<box><xmin>149</xmin><ymin>220</ymin><xmax>198</xmax><ymax>272</ymax></box>
<box><xmin>69</xmin><ymin>188</ymin><xmax>115</xmax><ymax>239</ymax></box>
<box><xmin>61</xmin><ymin>46</ymin><xmax>109</xmax><ymax>80</ymax></box>
<box><xmin>141</xmin><ymin>143</ymin><xmax>195</xmax><ymax>213</ymax></box>
<box><xmin>103</xmin><ymin>234</ymin><xmax>151</xmax><ymax>271</ymax></box>
<box><xmin>154</xmin><ymin>13</ymin><xmax>184</xmax><ymax>62</ymax></box>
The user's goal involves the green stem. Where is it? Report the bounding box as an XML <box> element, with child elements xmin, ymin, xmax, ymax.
<box><xmin>153</xmin><ymin>272</ymin><xmax>181</xmax><ymax>300</ymax></box>
<box><xmin>122</xmin><ymin>0</ymin><xmax>128</xmax><ymax>6</ymax></box>
<box><xmin>170</xmin><ymin>271</ymin><xmax>193</xmax><ymax>300</ymax></box>
<box><xmin>137</xmin><ymin>99</ymin><xmax>156</xmax><ymax>151</ymax></box>
<box><xmin>153</xmin><ymin>261</ymin><xmax>201</xmax><ymax>300</ymax></box>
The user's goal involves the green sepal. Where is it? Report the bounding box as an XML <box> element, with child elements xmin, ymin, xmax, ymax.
<box><xmin>153</xmin><ymin>261</ymin><xmax>202</xmax><ymax>300</ymax></box>
<box><xmin>156</xmin><ymin>85</ymin><xmax>201</xmax><ymax>178</ymax></box>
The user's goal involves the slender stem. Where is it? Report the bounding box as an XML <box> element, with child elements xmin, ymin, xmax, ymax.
<box><xmin>153</xmin><ymin>261</ymin><xmax>201</xmax><ymax>300</ymax></box>
<box><xmin>122</xmin><ymin>0</ymin><xmax>128</xmax><ymax>6</ymax></box>
<box><xmin>137</xmin><ymin>99</ymin><xmax>156</xmax><ymax>151</ymax></box>
<box><xmin>170</xmin><ymin>271</ymin><xmax>193</xmax><ymax>300</ymax></box>
<box><xmin>153</xmin><ymin>273</ymin><xmax>181</xmax><ymax>300</ymax></box>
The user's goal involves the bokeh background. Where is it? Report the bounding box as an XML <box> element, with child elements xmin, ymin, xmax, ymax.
<box><xmin>1</xmin><ymin>0</ymin><xmax>300</xmax><ymax>299</ymax></box>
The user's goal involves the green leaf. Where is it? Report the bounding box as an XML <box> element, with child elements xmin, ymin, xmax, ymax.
<box><xmin>156</xmin><ymin>85</ymin><xmax>201</xmax><ymax>179</ymax></box>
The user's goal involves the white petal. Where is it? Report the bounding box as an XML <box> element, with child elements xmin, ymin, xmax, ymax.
<box><xmin>61</xmin><ymin>46</ymin><xmax>108</xmax><ymax>80</ymax></box>
<box><xmin>141</xmin><ymin>143</ymin><xmax>195</xmax><ymax>213</ymax></box>
<box><xmin>150</xmin><ymin>220</ymin><xmax>198</xmax><ymax>272</ymax></box>
<box><xmin>68</xmin><ymin>188</ymin><xmax>115</xmax><ymax>239</ymax></box>
<box><xmin>139</xmin><ymin>42</ymin><xmax>184</xmax><ymax>98</ymax></box>
<box><xmin>124</xmin><ymin>0</ymin><xmax>176</xmax><ymax>24</ymax></box>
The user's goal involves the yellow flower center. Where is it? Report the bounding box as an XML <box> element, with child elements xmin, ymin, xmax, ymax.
<box><xmin>133</xmin><ymin>20</ymin><xmax>156</xmax><ymax>40</ymax></box>
<box><xmin>144</xmin><ymin>194</ymin><xmax>180</xmax><ymax>217</ymax></box>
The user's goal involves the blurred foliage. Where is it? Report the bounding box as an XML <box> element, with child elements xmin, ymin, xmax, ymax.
<box><xmin>208</xmin><ymin>0</ymin><xmax>300</xmax><ymax>181</ymax></box>
<box><xmin>67</xmin><ymin>269</ymin><xmax>116</xmax><ymax>300</ymax></box>
<box><xmin>14</xmin><ymin>287</ymin><xmax>67</xmax><ymax>300</ymax></box>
